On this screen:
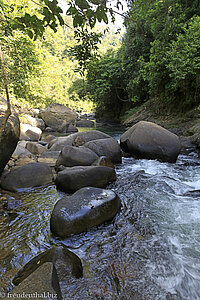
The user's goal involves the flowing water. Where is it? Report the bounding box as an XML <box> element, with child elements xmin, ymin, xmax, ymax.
<box><xmin>0</xmin><ymin>126</ymin><xmax>200</xmax><ymax>299</ymax></box>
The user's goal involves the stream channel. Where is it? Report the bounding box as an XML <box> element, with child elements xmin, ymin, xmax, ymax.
<box><xmin>0</xmin><ymin>125</ymin><xmax>200</xmax><ymax>299</ymax></box>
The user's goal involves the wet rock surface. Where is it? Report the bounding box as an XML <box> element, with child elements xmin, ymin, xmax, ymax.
<box><xmin>13</xmin><ymin>247</ymin><xmax>83</xmax><ymax>286</ymax></box>
<box><xmin>50</xmin><ymin>187</ymin><xmax>121</xmax><ymax>237</ymax></box>
<box><xmin>0</xmin><ymin>162</ymin><xmax>53</xmax><ymax>192</ymax></box>
<box><xmin>55</xmin><ymin>166</ymin><xmax>116</xmax><ymax>193</ymax></box>
<box><xmin>7</xmin><ymin>263</ymin><xmax>62</xmax><ymax>300</ymax></box>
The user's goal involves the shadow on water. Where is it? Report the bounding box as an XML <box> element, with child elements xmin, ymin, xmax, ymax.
<box><xmin>0</xmin><ymin>125</ymin><xmax>200</xmax><ymax>299</ymax></box>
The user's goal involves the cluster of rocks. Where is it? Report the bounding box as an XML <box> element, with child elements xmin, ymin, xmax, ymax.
<box><xmin>1</xmin><ymin>98</ymin><xmax>192</xmax><ymax>298</ymax></box>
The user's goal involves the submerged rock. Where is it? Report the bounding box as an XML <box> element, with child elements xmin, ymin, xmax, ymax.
<box><xmin>120</xmin><ymin>121</ymin><xmax>181</xmax><ymax>163</ymax></box>
<box><xmin>0</xmin><ymin>162</ymin><xmax>53</xmax><ymax>192</ymax></box>
<box><xmin>13</xmin><ymin>247</ymin><xmax>83</xmax><ymax>286</ymax></box>
<box><xmin>55</xmin><ymin>166</ymin><xmax>116</xmax><ymax>193</ymax></box>
<box><xmin>8</xmin><ymin>263</ymin><xmax>62</xmax><ymax>300</ymax></box>
<box><xmin>50</xmin><ymin>187</ymin><xmax>121</xmax><ymax>237</ymax></box>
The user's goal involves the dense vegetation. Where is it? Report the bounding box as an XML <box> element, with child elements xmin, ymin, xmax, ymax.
<box><xmin>80</xmin><ymin>0</ymin><xmax>200</xmax><ymax>121</ymax></box>
<box><xmin>0</xmin><ymin>0</ymin><xmax>199</xmax><ymax>120</ymax></box>
<box><xmin>0</xmin><ymin>0</ymin><xmax>121</xmax><ymax>112</ymax></box>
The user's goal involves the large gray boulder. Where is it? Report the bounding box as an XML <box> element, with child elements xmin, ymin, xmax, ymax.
<box><xmin>56</xmin><ymin>145</ymin><xmax>98</xmax><ymax>168</ymax></box>
<box><xmin>50</xmin><ymin>187</ymin><xmax>121</xmax><ymax>237</ymax></box>
<box><xmin>49</xmin><ymin>130</ymin><xmax>111</xmax><ymax>151</ymax></box>
<box><xmin>13</xmin><ymin>247</ymin><xmax>82</xmax><ymax>286</ymax></box>
<box><xmin>84</xmin><ymin>137</ymin><xmax>122</xmax><ymax>163</ymax></box>
<box><xmin>0</xmin><ymin>97</ymin><xmax>20</xmax><ymax>176</ymax></box>
<box><xmin>120</xmin><ymin>121</ymin><xmax>181</xmax><ymax>163</ymax></box>
<box><xmin>0</xmin><ymin>162</ymin><xmax>53</xmax><ymax>192</ymax></box>
<box><xmin>7</xmin><ymin>263</ymin><xmax>62</xmax><ymax>300</ymax></box>
<box><xmin>39</xmin><ymin>103</ymin><xmax>77</xmax><ymax>132</ymax></box>
<box><xmin>55</xmin><ymin>166</ymin><xmax>116</xmax><ymax>193</ymax></box>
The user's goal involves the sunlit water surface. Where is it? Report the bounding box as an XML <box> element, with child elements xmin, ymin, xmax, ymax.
<box><xmin>0</xmin><ymin>126</ymin><xmax>200</xmax><ymax>299</ymax></box>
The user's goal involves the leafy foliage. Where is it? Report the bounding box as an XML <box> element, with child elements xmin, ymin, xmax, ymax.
<box><xmin>70</xmin><ymin>28</ymin><xmax>102</xmax><ymax>76</ymax></box>
<box><xmin>86</xmin><ymin>50</ymin><xmax>128</xmax><ymax>120</ymax></box>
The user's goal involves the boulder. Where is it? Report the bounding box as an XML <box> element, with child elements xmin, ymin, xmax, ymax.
<box><xmin>84</xmin><ymin>137</ymin><xmax>122</xmax><ymax>163</ymax></box>
<box><xmin>0</xmin><ymin>162</ymin><xmax>53</xmax><ymax>192</ymax></box>
<box><xmin>92</xmin><ymin>156</ymin><xmax>115</xmax><ymax>168</ymax></box>
<box><xmin>38</xmin><ymin>151</ymin><xmax>60</xmax><ymax>167</ymax></box>
<box><xmin>50</xmin><ymin>187</ymin><xmax>121</xmax><ymax>237</ymax></box>
<box><xmin>7</xmin><ymin>263</ymin><xmax>62</xmax><ymax>300</ymax></box>
<box><xmin>120</xmin><ymin>121</ymin><xmax>181</xmax><ymax>163</ymax></box>
<box><xmin>26</xmin><ymin>142</ymin><xmax>47</xmax><ymax>155</ymax></box>
<box><xmin>39</xmin><ymin>103</ymin><xmax>77</xmax><ymax>132</ymax></box>
<box><xmin>76</xmin><ymin>119</ymin><xmax>94</xmax><ymax>127</ymax></box>
<box><xmin>55</xmin><ymin>166</ymin><xmax>116</xmax><ymax>193</ymax></box>
<box><xmin>20</xmin><ymin>123</ymin><xmax>42</xmax><ymax>141</ymax></box>
<box><xmin>13</xmin><ymin>247</ymin><xmax>83</xmax><ymax>286</ymax></box>
<box><xmin>0</xmin><ymin>97</ymin><xmax>20</xmax><ymax>176</ymax></box>
<box><xmin>50</xmin><ymin>130</ymin><xmax>111</xmax><ymax>151</ymax></box>
<box><xmin>56</xmin><ymin>145</ymin><xmax>98</xmax><ymax>168</ymax></box>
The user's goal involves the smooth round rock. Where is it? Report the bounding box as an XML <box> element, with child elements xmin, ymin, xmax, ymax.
<box><xmin>50</xmin><ymin>187</ymin><xmax>121</xmax><ymax>237</ymax></box>
<box><xmin>120</xmin><ymin>121</ymin><xmax>181</xmax><ymax>163</ymax></box>
<box><xmin>0</xmin><ymin>162</ymin><xmax>53</xmax><ymax>192</ymax></box>
<box><xmin>84</xmin><ymin>137</ymin><xmax>122</xmax><ymax>163</ymax></box>
<box><xmin>55</xmin><ymin>166</ymin><xmax>116</xmax><ymax>193</ymax></box>
<box><xmin>56</xmin><ymin>145</ymin><xmax>98</xmax><ymax>168</ymax></box>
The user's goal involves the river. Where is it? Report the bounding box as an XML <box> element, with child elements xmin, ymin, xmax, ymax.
<box><xmin>0</xmin><ymin>125</ymin><xmax>200</xmax><ymax>299</ymax></box>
